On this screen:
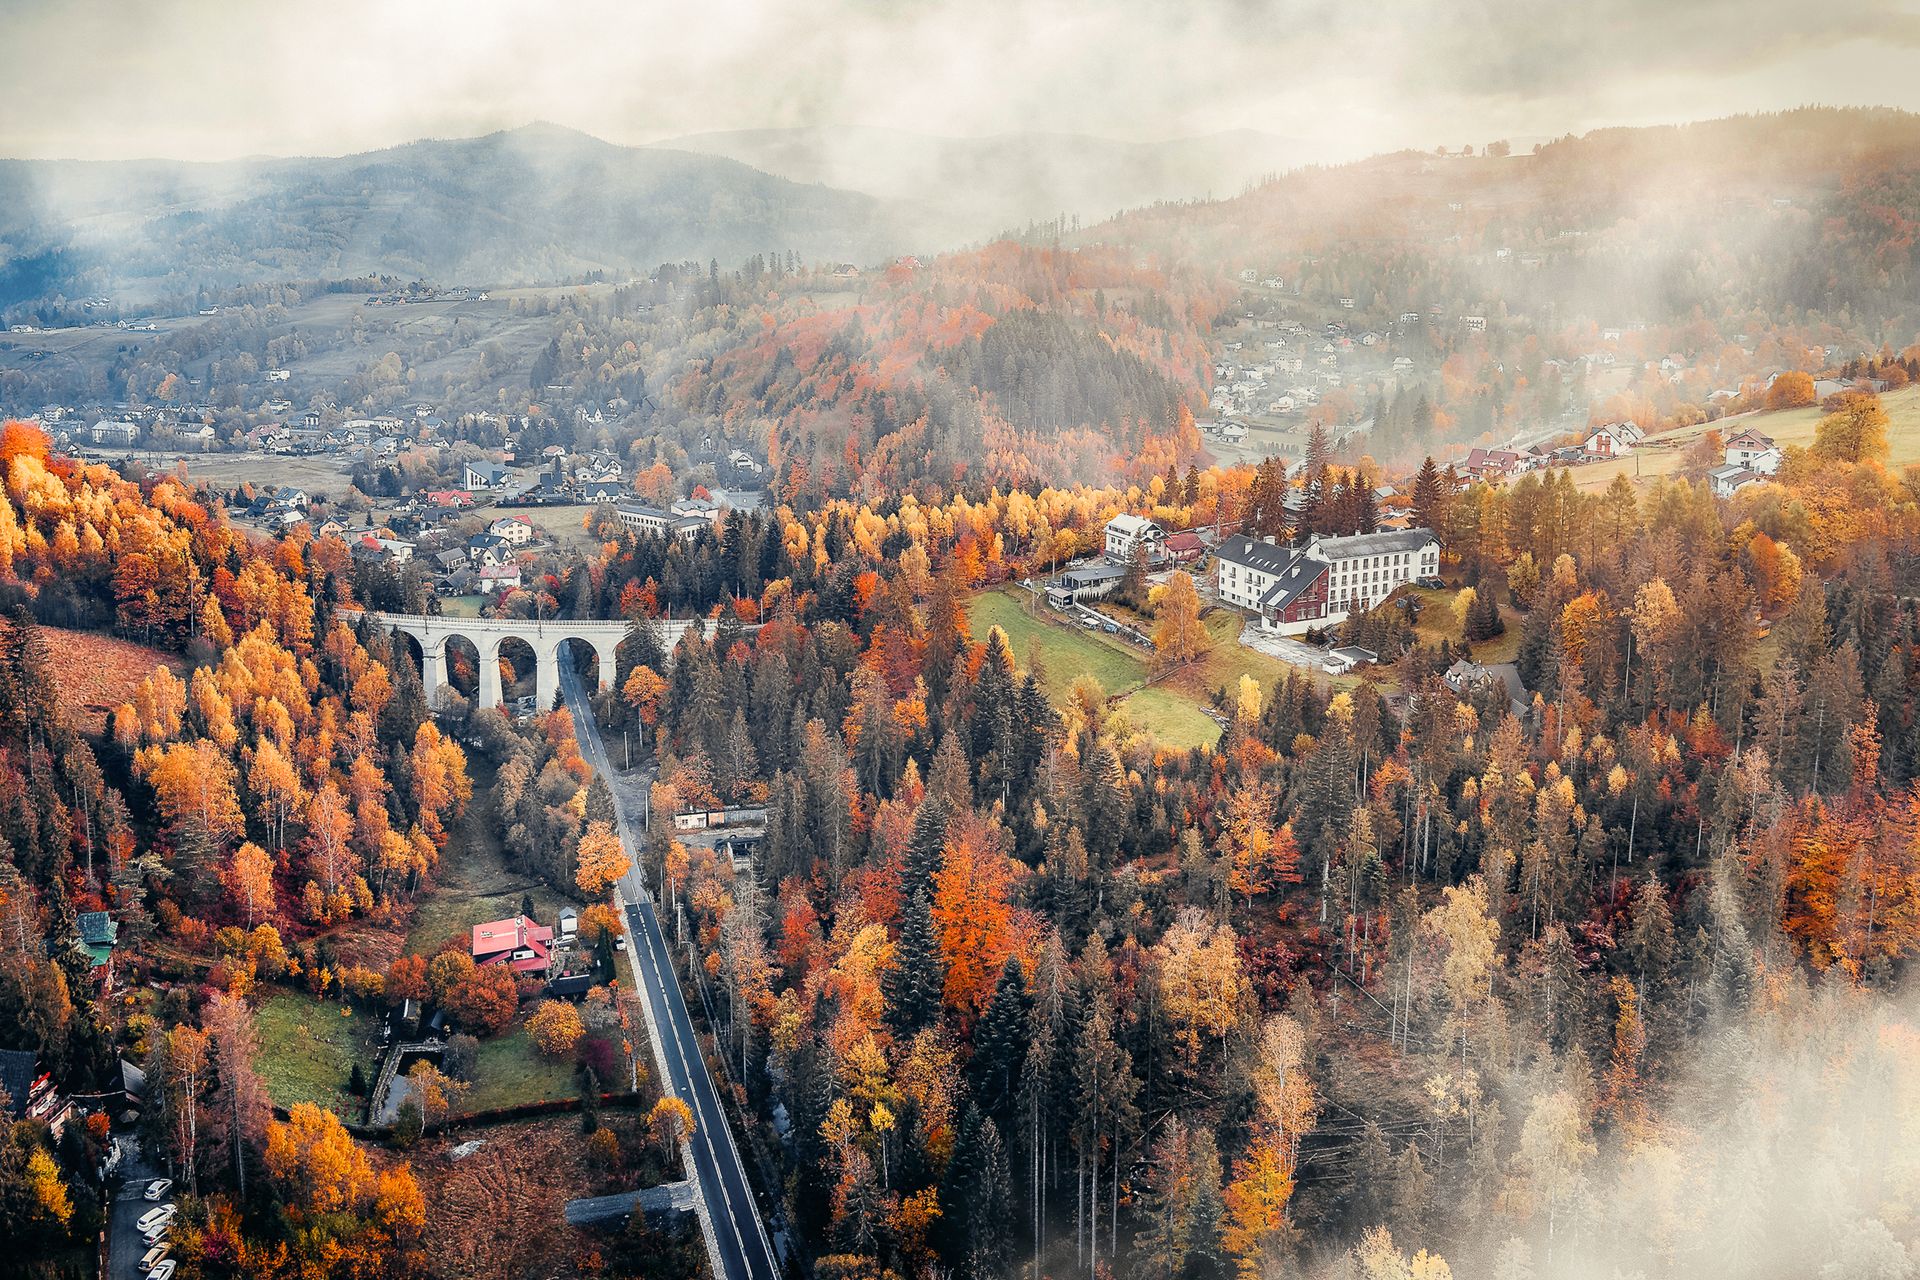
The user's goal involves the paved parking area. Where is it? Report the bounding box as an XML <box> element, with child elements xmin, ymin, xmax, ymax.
<box><xmin>109</xmin><ymin>1152</ymin><xmax>167</xmax><ymax>1280</ymax></box>
<box><xmin>1237</xmin><ymin>621</ymin><xmax>1336</xmax><ymax>671</ymax></box>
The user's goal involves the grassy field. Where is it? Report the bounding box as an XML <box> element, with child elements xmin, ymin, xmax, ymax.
<box><xmin>254</xmin><ymin>990</ymin><xmax>384</xmax><ymax>1116</ymax></box>
<box><xmin>967</xmin><ymin>588</ymin><xmax>1313</xmax><ymax>749</ymax></box>
<box><xmin>460</xmin><ymin>1018</ymin><xmax>582</xmax><ymax>1114</ymax></box>
<box><xmin>1408</xmin><ymin>585</ymin><xmax>1523</xmax><ymax>664</ymax></box>
<box><xmin>24</xmin><ymin>624</ymin><xmax>184</xmax><ymax>735</ymax></box>
<box><xmin>405</xmin><ymin>754</ymin><xmax>574</xmax><ymax>957</ymax></box>
<box><xmin>968</xmin><ymin>588</ymin><xmax>1220</xmax><ymax>747</ymax></box>
<box><xmin>1570</xmin><ymin>384</ymin><xmax>1920</xmax><ymax>493</ymax></box>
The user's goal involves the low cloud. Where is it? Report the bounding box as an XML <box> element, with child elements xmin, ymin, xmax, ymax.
<box><xmin>2</xmin><ymin>0</ymin><xmax>1918</xmax><ymax>163</ymax></box>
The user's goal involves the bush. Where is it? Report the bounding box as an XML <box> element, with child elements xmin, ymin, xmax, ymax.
<box><xmin>587</xmin><ymin>1127</ymin><xmax>621</xmax><ymax>1169</ymax></box>
<box><xmin>444</xmin><ymin>1034</ymin><xmax>479</xmax><ymax>1083</ymax></box>
<box><xmin>392</xmin><ymin>1097</ymin><xmax>423</xmax><ymax>1149</ymax></box>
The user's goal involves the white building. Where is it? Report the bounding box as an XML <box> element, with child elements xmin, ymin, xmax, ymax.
<box><xmin>1104</xmin><ymin>514</ymin><xmax>1167</xmax><ymax>564</ymax></box>
<box><xmin>1723</xmin><ymin>428</ymin><xmax>1782</xmax><ymax>474</ymax></box>
<box><xmin>616</xmin><ymin>504</ymin><xmax>707</xmax><ymax>543</ymax></box>
<box><xmin>1216</xmin><ymin>528</ymin><xmax>1441</xmax><ymax>636</ymax></box>
<box><xmin>488</xmin><ymin>516</ymin><xmax>534</xmax><ymax>546</ymax></box>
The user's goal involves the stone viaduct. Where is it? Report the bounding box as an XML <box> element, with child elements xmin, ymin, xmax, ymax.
<box><xmin>361</xmin><ymin>611</ymin><xmax>702</xmax><ymax>711</ymax></box>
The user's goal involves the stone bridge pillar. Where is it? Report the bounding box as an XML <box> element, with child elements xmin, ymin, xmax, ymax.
<box><xmin>591</xmin><ymin>637</ymin><xmax>617</xmax><ymax>692</ymax></box>
<box><xmin>419</xmin><ymin>634</ymin><xmax>448</xmax><ymax>707</ymax></box>
<box><xmin>478</xmin><ymin>636</ymin><xmax>504</xmax><ymax>710</ymax></box>
<box><xmin>536</xmin><ymin>639</ymin><xmax>562</xmax><ymax>713</ymax></box>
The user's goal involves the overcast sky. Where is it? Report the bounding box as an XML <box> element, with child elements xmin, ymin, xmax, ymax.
<box><xmin>4</xmin><ymin>0</ymin><xmax>1919</xmax><ymax>162</ymax></box>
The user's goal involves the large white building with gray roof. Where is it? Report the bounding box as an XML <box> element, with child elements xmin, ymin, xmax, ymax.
<box><xmin>1216</xmin><ymin>527</ymin><xmax>1439</xmax><ymax>636</ymax></box>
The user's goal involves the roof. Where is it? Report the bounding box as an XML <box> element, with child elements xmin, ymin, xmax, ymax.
<box><xmin>1256</xmin><ymin>554</ymin><xmax>1327</xmax><ymax>612</ymax></box>
<box><xmin>1725</xmin><ymin>428</ymin><xmax>1775</xmax><ymax>448</ymax></box>
<box><xmin>1216</xmin><ymin>534</ymin><xmax>1299</xmax><ymax>575</ymax></box>
<box><xmin>1105</xmin><ymin>513</ymin><xmax>1162</xmax><ymax>538</ymax></box>
<box><xmin>1309</xmin><ymin>528</ymin><xmax>1438</xmax><ymax>559</ymax></box>
<box><xmin>77</xmin><ymin>912</ymin><xmax>117</xmax><ymax>947</ymax></box>
<box><xmin>1060</xmin><ymin>563</ymin><xmax>1127</xmax><ymax>587</ymax></box>
<box><xmin>1164</xmin><ymin>530</ymin><xmax>1207</xmax><ymax>551</ymax></box>
<box><xmin>471</xmin><ymin>915</ymin><xmax>552</xmax><ymax>958</ymax></box>
<box><xmin>547</xmin><ymin>973</ymin><xmax>596</xmax><ymax>998</ymax></box>
<box><xmin>0</xmin><ymin>1050</ymin><xmax>41</xmax><ymax>1117</ymax></box>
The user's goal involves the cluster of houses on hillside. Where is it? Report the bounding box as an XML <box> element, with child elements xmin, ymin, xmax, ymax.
<box><xmin>1210</xmin><ymin>314</ymin><xmax>1418</xmax><ymax>426</ymax></box>
<box><xmin>1457</xmin><ymin>420</ymin><xmax>1647</xmax><ymax>482</ymax></box>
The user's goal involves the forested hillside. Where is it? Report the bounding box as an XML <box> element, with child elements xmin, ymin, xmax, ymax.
<box><xmin>0</xmin><ymin>124</ymin><xmax>908</xmax><ymax>307</ymax></box>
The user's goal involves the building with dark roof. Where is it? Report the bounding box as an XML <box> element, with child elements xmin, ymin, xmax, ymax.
<box><xmin>1216</xmin><ymin>528</ymin><xmax>1439</xmax><ymax>636</ymax></box>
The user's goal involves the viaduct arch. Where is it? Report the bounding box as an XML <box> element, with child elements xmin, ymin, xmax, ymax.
<box><xmin>361</xmin><ymin>611</ymin><xmax>701</xmax><ymax>711</ymax></box>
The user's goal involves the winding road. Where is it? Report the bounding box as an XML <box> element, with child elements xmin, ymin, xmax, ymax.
<box><xmin>558</xmin><ymin>664</ymin><xmax>781</xmax><ymax>1280</ymax></box>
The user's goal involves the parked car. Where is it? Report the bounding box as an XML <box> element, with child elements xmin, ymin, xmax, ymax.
<box><xmin>1416</xmin><ymin>575</ymin><xmax>1445</xmax><ymax>589</ymax></box>
<box><xmin>145</xmin><ymin>1178</ymin><xmax>173</xmax><ymax>1201</ymax></box>
<box><xmin>148</xmin><ymin>1261</ymin><xmax>177</xmax><ymax>1280</ymax></box>
<box><xmin>136</xmin><ymin>1206</ymin><xmax>174</xmax><ymax>1235</ymax></box>
<box><xmin>613</xmin><ymin>936</ymin><xmax>628</xmax><ymax>951</ymax></box>
<box><xmin>140</xmin><ymin>1244</ymin><xmax>170</xmax><ymax>1271</ymax></box>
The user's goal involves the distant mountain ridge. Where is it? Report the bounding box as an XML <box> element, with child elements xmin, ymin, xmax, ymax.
<box><xmin>653</xmin><ymin>125</ymin><xmax>1303</xmax><ymax>239</ymax></box>
<box><xmin>0</xmin><ymin>124</ymin><xmax>916</xmax><ymax>306</ymax></box>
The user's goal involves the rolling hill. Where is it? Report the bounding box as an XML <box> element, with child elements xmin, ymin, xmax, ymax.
<box><xmin>0</xmin><ymin>123</ymin><xmax>921</xmax><ymax>306</ymax></box>
<box><xmin>655</xmin><ymin>125</ymin><xmax>1302</xmax><ymax>243</ymax></box>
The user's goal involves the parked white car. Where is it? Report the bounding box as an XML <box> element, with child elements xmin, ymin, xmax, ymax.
<box><xmin>148</xmin><ymin>1261</ymin><xmax>177</xmax><ymax>1280</ymax></box>
<box><xmin>144</xmin><ymin>1177</ymin><xmax>173</xmax><ymax>1201</ymax></box>
<box><xmin>136</xmin><ymin>1205</ymin><xmax>174</xmax><ymax>1235</ymax></box>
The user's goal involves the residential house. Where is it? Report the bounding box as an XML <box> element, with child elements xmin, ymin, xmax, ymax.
<box><xmin>0</xmin><ymin>1051</ymin><xmax>70</xmax><ymax>1134</ymax></box>
<box><xmin>488</xmin><ymin>516</ymin><xmax>534</xmax><ymax>546</ymax></box>
<box><xmin>1707</xmin><ymin>463</ymin><xmax>1764</xmax><ymax>498</ymax></box>
<box><xmin>477</xmin><ymin>562</ymin><xmax>523</xmax><ymax>593</ymax></box>
<box><xmin>88</xmin><ymin>419</ymin><xmax>139</xmax><ymax>446</ymax></box>
<box><xmin>1460</xmin><ymin>447</ymin><xmax>1532</xmax><ymax>482</ymax></box>
<box><xmin>466</xmin><ymin>533</ymin><xmax>511</xmax><ymax>566</ymax></box>
<box><xmin>1583</xmin><ymin>421</ymin><xmax>1644</xmax><ymax>458</ymax></box>
<box><xmin>425</xmin><ymin>490</ymin><xmax>474</xmax><ymax>509</ymax></box>
<box><xmin>578</xmin><ymin>480</ymin><xmax>626</xmax><ymax>504</ymax></box>
<box><xmin>1056</xmin><ymin>563</ymin><xmax>1128</xmax><ymax>601</ymax></box>
<box><xmin>470</xmin><ymin>915</ymin><xmax>553</xmax><ymax>975</ymax></box>
<box><xmin>1724</xmin><ymin>428</ymin><xmax>1782</xmax><ymax>474</ymax></box>
<box><xmin>77</xmin><ymin>912</ymin><xmax>117</xmax><ymax>988</ymax></box>
<box><xmin>1444</xmin><ymin>660</ymin><xmax>1532</xmax><ymax>720</ymax></box>
<box><xmin>1216</xmin><ymin>528</ymin><xmax>1441</xmax><ymax>636</ymax></box>
<box><xmin>1104</xmin><ymin>514</ymin><xmax>1167</xmax><ymax>564</ymax></box>
<box><xmin>1163</xmin><ymin>530</ymin><xmax>1208</xmax><ymax>564</ymax></box>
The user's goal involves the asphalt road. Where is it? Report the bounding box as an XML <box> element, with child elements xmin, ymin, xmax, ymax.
<box><xmin>559</xmin><ymin>666</ymin><xmax>780</xmax><ymax>1280</ymax></box>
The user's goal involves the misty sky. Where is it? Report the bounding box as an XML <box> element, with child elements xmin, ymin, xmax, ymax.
<box><xmin>5</xmin><ymin>0</ymin><xmax>1920</xmax><ymax>162</ymax></box>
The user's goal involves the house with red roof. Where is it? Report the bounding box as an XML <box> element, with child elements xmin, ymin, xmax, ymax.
<box><xmin>471</xmin><ymin>915</ymin><xmax>553</xmax><ymax>975</ymax></box>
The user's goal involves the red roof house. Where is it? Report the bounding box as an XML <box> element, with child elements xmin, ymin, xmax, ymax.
<box><xmin>471</xmin><ymin>915</ymin><xmax>554</xmax><ymax>974</ymax></box>
<box><xmin>1164</xmin><ymin>530</ymin><xmax>1208</xmax><ymax>563</ymax></box>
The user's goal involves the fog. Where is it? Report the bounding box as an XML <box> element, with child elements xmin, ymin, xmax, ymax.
<box><xmin>1453</xmin><ymin>974</ymin><xmax>1920</xmax><ymax>1280</ymax></box>
<box><xmin>3</xmin><ymin>0</ymin><xmax>1919</xmax><ymax>164</ymax></box>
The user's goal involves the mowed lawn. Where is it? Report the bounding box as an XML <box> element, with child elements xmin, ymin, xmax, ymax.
<box><xmin>968</xmin><ymin>588</ymin><xmax>1220</xmax><ymax>747</ymax></box>
<box><xmin>968</xmin><ymin>588</ymin><xmax>1300</xmax><ymax>749</ymax></box>
<box><xmin>254</xmin><ymin>989</ymin><xmax>384</xmax><ymax>1116</ymax></box>
<box><xmin>460</xmin><ymin>1018</ymin><xmax>582</xmax><ymax>1114</ymax></box>
<box><xmin>1408</xmin><ymin>585</ymin><xmax>1523</xmax><ymax>665</ymax></box>
<box><xmin>1571</xmin><ymin>384</ymin><xmax>1920</xmax><ymax>493</ymax></box>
